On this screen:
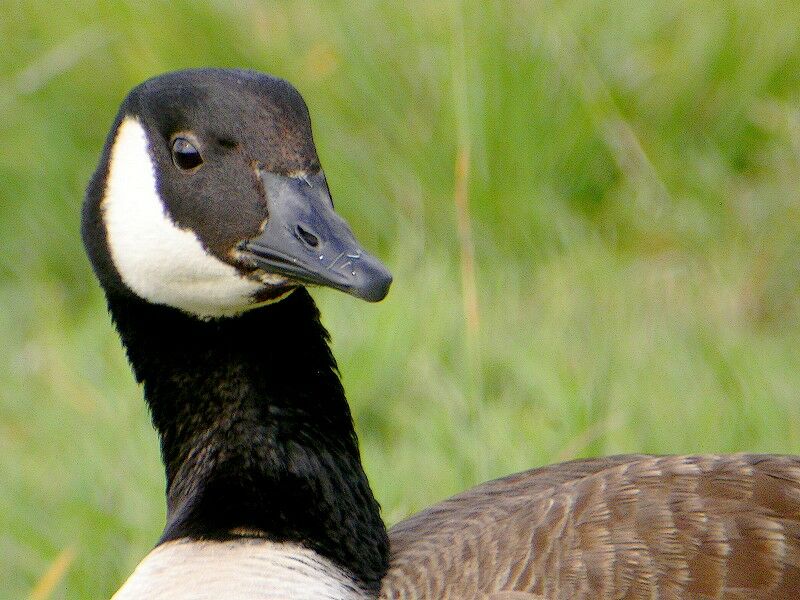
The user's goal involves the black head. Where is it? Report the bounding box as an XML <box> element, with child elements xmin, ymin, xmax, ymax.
<box><xmin>83</xmin><ymin>68</ymin><xmax>392</xmax><ymax>318</ymax></box>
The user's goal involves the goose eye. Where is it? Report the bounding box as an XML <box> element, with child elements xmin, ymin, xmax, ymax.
<box><xmin>171</xmin><ymin>137</ymin><xmax>203</xmax><ymax>170</ymax></box>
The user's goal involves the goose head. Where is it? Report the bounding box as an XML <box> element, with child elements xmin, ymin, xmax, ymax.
<box><xmin>82</xmin><ymin>68</ymin><xmax>392</xmax><ymax>318</ymax></box>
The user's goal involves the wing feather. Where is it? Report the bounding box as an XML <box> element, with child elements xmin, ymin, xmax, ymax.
<box><xmin>381</xmin><ymin>455</ymin><xmax>800</xmax><ymax>600</ymax></box>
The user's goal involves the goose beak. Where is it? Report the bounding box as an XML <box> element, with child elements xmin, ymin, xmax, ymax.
<box><xmin>240</xmin><ymin>170</ymin><xmax>392</xmax><ymax>302</ymax></box>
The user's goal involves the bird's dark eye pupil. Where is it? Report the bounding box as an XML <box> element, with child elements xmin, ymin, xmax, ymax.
<box><xmin>171</xmin><ymin>137</ymin><xmax>203</xmax><ymax>170</ymax></box>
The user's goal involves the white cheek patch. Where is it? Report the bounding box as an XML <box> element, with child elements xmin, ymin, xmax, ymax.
<box><xmin>103</xmin><ymin>117</ymin><xmax>269</xmax><ymax>318</ymax></box>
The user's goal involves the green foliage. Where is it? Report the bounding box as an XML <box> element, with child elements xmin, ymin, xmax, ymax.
<box><xmin>1</xmin><ymin>1</ymin><xmax>799</xmax><ymax>597</ymax></box>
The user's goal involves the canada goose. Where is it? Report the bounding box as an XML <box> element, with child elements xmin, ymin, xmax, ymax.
<box><xmin>83</xmin><ymin>68</ymin><xmax>800</xmax><ymax>599</ymax></box>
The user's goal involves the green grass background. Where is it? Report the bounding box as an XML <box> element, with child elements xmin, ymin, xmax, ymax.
<box><xmin>2</xmin><ymin>1</ymin><xmax>800</xmax><ymax>597</ymax></box>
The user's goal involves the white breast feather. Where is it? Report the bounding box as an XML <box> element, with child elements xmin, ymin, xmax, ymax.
<box><xmin>111</xmin><ymin>539</ymin><xmax>369</xmax><ymax>600</ymax></box>
<box><xmin>102</xmin><ymin>117</ymin><xmax>265</xmax><ymax>318</ymax></box>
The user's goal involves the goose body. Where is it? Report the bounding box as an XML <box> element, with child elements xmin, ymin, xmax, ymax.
<box><xmin>82</xmin><ymin>69</ymin><xmax>800</xmax><ymax>599</ymax></box>
<box><xmin>383</xmin><ymin>454</ymin><xmax>800</xmax><ymax>599</ymax></box>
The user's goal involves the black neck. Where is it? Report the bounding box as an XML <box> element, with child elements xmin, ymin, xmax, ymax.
<box><xmin>105</xmin><ymin>288</ymin><xmax>389</xmax><ymax>593</ymax></box>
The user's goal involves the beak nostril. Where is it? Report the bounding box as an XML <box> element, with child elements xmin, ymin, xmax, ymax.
<box><xmin>296</xmin><ymin>224</ymin><xmax>320</xmax><ymax>249</ymax></box>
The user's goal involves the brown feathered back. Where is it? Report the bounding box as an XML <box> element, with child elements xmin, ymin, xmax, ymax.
<box><xmin>382</xmin><ymin>454</ymin><xmax>800</xmax><ymax>600</ymax></box>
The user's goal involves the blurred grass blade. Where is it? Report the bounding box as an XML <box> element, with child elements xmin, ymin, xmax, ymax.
<box><xmin>454</xmin><ymin>144</ymin><xmax>479</xmax><ymax>337</ymax></box>
<box><xmin>11</xmin><ymin>26</ymin><xmax>109</xmax><ymax>97</ymax></box>
<box><xmin>29</xmin><ymin>546</ymin><xmax>76</xmax><ymax>600</ymax></box>
<box><xmin>451</xmin><ymin>0</ymin><xmax>480</xmax><ymax>340</ymax></box>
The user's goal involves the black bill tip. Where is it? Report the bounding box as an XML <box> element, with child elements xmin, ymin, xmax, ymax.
<box><xmin>345</xmin><ymin>255</ymin><xmax>392</xmax><ymax>302</ymax></box>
